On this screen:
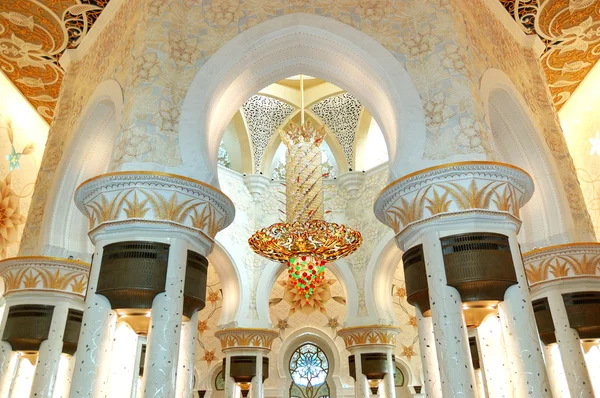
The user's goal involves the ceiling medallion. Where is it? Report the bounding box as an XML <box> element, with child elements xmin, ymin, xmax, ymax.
<box><xmin>249</xmin><ymin>77</ymin><xmax>362</xmax><ymax>299</ymax></box>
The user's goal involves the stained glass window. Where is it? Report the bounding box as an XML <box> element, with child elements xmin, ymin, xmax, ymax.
<box><xmin>289</xmin><ymin>343</ymin><xmax>330</xmax><ymax>398</ymax></box>
<box><xmin>394</xmin><ymin>365</ymin><xmax>404</xmax><ymax>387</ymax></box>
<box><xmin>215</xmin><ymin>369</ymin><xmax>225</xmax><ymax>390</ymax></box>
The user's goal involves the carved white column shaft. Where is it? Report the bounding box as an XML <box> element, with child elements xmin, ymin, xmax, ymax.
<box><xmin>224</xmin><ymin>355</ymin><xmax>236</xmax><ymax>398</ymax></box>
<box><xmin>107</xmin><ymin>322</ymin><xmax>138</xmax><ymax>398</ymax></box>
<box><xmin>9</xmin><ymin>356</ymin><xmax>34</xmax><ymax>398</ymax></box>
<box><xmin>382</xmin><ymin>350</ymin><xmax>396</xmax><ymax>398</ymax></box>
<box><xmin>415</xmin><ymin>310</ymin><xmax>442</xmax><ymax>398</ymax></box>
<box><xmin>30</xmin><ymin>301</ymin><xmax>69</xmax><ymax>398</ymax></box>
<box><xmin>0</xmin><ymin>343</ymin><xmax>17</xmax><ymax>398</ymax></box>
<box><xmin>352</xmin><ymin>349</ymin><xmax>370</xmax><ymax>398</ymax></box>
<box><xmin>176</xmin><ymin>312</ymin><xmax>199</xmax><ymax>398</ymax></box>
<box><xmin>69</xmin><ymin>245</ymin><xmax>117</xmax><ymax>398</ymax></box>
<box><xmin>499</xmin><ymin>232</ymin><xmax>551</xmax><ymax>398</ymax></box>
<box><xmin>476</xmin><ymin>315</ymin><xmax>512</xmax><ymax>398</ymax></box>
<box><xmin>251</xmin><ymin>353</ymin><xmax>264</xmax><ymax>398</ymax></box>
<box><xmin>422</xmin><ymin>232</ymin><xmax>476</xmax><ymax>397</ymax></box>
<box><xmin>141</xmin><ymin>238</ymin><xmax>187</xmax><ymax>398</ymax></box>
<box><xmin>546</xmin><ymin>291</ymin><xmax>594</xmax><ymax>397</ymax></box>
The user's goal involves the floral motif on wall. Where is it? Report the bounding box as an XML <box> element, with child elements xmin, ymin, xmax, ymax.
<box><xmin>499</xmin><ymin>0</ymin><xmax>600</xmax><ymax>109</ymax></box>
<box><xmin>195</xmin><ymin>263</ymin><xmax>224</xmax><ymax>370</ymax></box>
<box><xmin>270</xmin><ymin>267</ymin><xmax>346</xmax><ymax>338</ymax></box>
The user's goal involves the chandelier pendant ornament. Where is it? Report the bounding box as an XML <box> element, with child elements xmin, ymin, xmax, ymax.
<box><xmin>249</xmin><ymin>76</ymin><xmax>362</xmax><ymax>299</ymax></box>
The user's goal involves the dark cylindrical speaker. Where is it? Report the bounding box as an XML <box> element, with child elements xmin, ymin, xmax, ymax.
<box><xmin>402</xmin><ymin>245</ymin><xmax>430</xmax><ymax>315</ymax></box>
<box><xmin>183</xmin><ymin>250</ymin><xmax>208</xmax><ymax>318</ymax></box>
<box><xmin>532</xmin><ymin>298</ymin><xmax>556</xmax><ymax>345</ymax></box>
<box><xmin>62</xmin><ymin>309</ymin><xmax>83</xmax><ymax>355</ymax></box>
<box><xmin>2</xmin><ymin>304</ymin><xmax>54</xmax><ymax>352</ymax></box>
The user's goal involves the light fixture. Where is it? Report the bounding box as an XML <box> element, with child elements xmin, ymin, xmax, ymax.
<box><xmin>249</xmin><ymin>75</ymin><xmax>362</xmax><ymax>299</ymax></box>
<box><xmin>462</xmin><ymin>301</ymin><xmax>499</xmax><ymax>329</ymax></box>
<box><xmin>116</xmin><ymin>309</ymin><xmax>152</xmax><ymax>336</ymax></box>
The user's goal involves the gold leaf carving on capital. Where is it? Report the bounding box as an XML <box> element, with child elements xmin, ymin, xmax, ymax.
<box><xmin>214</xmin><ymin>328</ymin><xmax>279</xmax><ymax>351</ymax></box>
<box><xmin>0</xmin><ymin>257</ymin><xmax>89</xmax><ymax>296</ymax></box>
<box><xmin>75</xmin><ymin>173</ymin><xmax>235</xmax><ymax>239</ymax></box>
<box><xmin>376</xmin><ymin>163</ymin><xmax>533</xmax><ymax>234</ymax></box>
<box><xmin>523</xmin><ymin>243</ymin><xmax>600</xmax><ymax>285</ymax></box>
<box><xmin>337</xmin><ymin>326</ymin><xmax>401</xmax><ymax>348</ymax></box>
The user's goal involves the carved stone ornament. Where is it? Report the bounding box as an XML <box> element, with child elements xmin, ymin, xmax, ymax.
<box><xmin>523</xmin><ymin>242</ymin><xmax>600</xmax><ymax>286</ymax></box>
<box><xmin>214</xmin><ymin>328</ymin><xmax>279</xmax><ymax>351</ymax></box>
<box><xmin>337</xmin><ymin>325</ymin><xmax>401</xmax><ymax>349</ymax></box>
<box><xmin>74</xmin><ymin>171</ymin><xmax>235</xmax><ymax>241</ymax></box>
<box><xmin>374</xmin><ymin>161</ymin><xmax>534</xmax><ymax>237</ymax></box>
<box><xmin>0</xmin><ymin>256</ymin><xmax>89</xmax><ymax>297</ymax></box>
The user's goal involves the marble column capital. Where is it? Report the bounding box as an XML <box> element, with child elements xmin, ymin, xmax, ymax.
<box><xmin>74</xmin><ymin>171</ymin><xmax>235</xmax><ymax>252</ymax></box>
<box><xmin>337</xmin><ymin>325</ymin><xmax>401</xmax><ymax>350</ymax></box>
<box><xmin>374</xmin><ymin>161</ymin><xmax>533</xmax><ymax>249</ymax></box>
<box><xmin>523</xmin><ymin>242</ymin><xmax>600</xmax><ymax>287</ymax></box>
<box><xmin>0</xmin><ymin>256</ymin><xmax>89</xmax><ymax>299</ymax></box>
<box><xmin>214</xmin><ymin>328</ymin><xmax>279</xmax><ymax>353</ymax></box>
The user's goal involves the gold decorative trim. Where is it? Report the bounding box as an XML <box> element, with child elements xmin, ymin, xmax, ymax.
<box><xmin>214</xmin><ymin>328</ymin><xmax>279</xmax><ymax>351</ymax></box>
<box><xmin>0</xmin><ymin>256</ymin><xmax>90</xmax><ymax>268</ymax></box>
<box><xmin>77</xmin><ymin>171</ymin><xmax>232</xmax><ymax>204</ymax></box>
<box><xmin>375</xmin><ymin>162</ymin><xmax>533</xmax><ymax>236</ymax></box>
<box><xmin>523</xmin><ymin>243</ymin><xmax>600</xmax><ymax>285</ymax></box>
<box><xmin>74</xmin><ymin>171</ymin><xmax>235</xmax><ymax>239</ymax></box>
<box><xmin>0</xmin><ymin>256</ymin><xmax>90</xmax><ymax>297</ymax></box>
<box><xmin>378</xmin><ymin>161</ymin><xmax>531</xmax><ymax>198</ymax></box>
<box><xmin>337</xmin><ymin>325</ymin><xmax>401</xmax><ymax>348</ymax></box>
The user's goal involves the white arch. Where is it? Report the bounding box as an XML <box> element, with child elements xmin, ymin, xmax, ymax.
<box><xmin>275</xmin><ymin>327</ymin><xmax>345</xmax><ymax>398</ymax></box>
<box><xmin>37</xmin><ymin>79</ymin><xmax>123</xmax><ymax>260</ymax></box>
<box><xmin>480</xmin><ymin>69</ymin><xmax>576</xmax><ymax>250</ymax></box>
<box><xmin>207</xmin><ymin>241</ymin><xmax>243</xmax><ymax>328</ymax></box>
<box><xmin>176</xmin><ymin>12</ymin><xmax>427</xmax><ymax>187</ymax></box>
<box><xmin>362</xmin><ymin>230</ymin><xmax>403</xmax><ymax>326</ymax></box>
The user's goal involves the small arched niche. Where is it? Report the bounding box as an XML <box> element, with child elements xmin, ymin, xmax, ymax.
<box><xmin>37</xmin><ymin>80</ymin><xmax>123</xmax><ymax>260</ymax></box>
<box><xmin>481</xmin><ymin>69</ymin><xmax>576</xmax><ymax>250</ymax></box>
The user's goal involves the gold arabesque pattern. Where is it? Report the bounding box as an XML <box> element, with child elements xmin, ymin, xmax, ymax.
<box><xmin>499</xmin><ymin>0</ymin><xmax>600</xmax><ymax>109</ymax></box>
<box><xmin>0</xmin><ymin>0</ymin><xmax>110</xmax><ymax>122</ymax></box>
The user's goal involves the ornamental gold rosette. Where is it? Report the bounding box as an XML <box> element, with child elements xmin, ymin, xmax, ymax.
<box><xmin>249</xmin><ymin>121</ymin><xmax>362</xmax><ymax>299</ymax></box>
<box><xmin>0</xmin><ymin>256</ymin><xmax>90</xmax><ymax>297</ymax></box>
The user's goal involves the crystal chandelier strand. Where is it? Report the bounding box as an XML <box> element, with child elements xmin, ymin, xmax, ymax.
<box><xmin>286</xmin><ymin>143</ymin><xmax>323</xmax><ymax>223</ymax></box>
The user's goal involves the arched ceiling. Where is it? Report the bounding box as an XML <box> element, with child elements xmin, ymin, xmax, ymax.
<box><xmin>0</xmin><ymin>0</ymin><xmax>596</xmax><ymax>122</ymax></box>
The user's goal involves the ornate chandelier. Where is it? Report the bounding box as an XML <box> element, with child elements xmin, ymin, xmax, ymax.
<box><xmin>249</xmin><ymin>77</ymin><xmax>362</xmax><ymax>298</ymax></box>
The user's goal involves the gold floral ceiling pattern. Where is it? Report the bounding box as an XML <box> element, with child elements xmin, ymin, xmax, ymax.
<box><xmin>500</xmin><ymin>0</ymin><xmax>600</xmax><ymax>109</ymax></box>
<box><xmin>0</xmin><ymin>0</ymin><xmax>110</xmax><ymax>123</ymax></box>
<box><xmin>0</xmin><ymin>0</ymin><xmax>597</xmax><ymax>122</ymax></box>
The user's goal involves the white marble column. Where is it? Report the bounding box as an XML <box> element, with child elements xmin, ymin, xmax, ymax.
<box><xmin>544</xmin><ymin>343</ymin><xmax>569</xmax><ymax>397</ymax></box>
<box><xmin>224</xmin><ymin>355</ymin><xmax>236</xmax><ymax>398</ymax></box>
<box><xmin>30</xmin><ymin>301</ymin><xmax>69</xmax><ymax>398</ymax></box>
<box><xmin>415</xmin><ymin>310</ymin><xmax>442</xmax><ymax>398</ymax></box>
<box><xmin>141</xmin><ymin>238</ymin><xmax>188</xmax><ymax>398</ymax></box>
<box><xmin>250</xmin><ymin>353</ymin><xmax>264</xmax><ymax>398</ymax></box>
<box><xmin>175</xmin><ymin>312</ymin><xmax>199</xmax><ymax>398</ymax></box>
<box><xmin>421</xmin><ymin>232</ymin><xmax>476</xmax><ymax>397</ymax></box>
<box><xmin>499</xmin><ymin>232</ymin><xmax>551</xmax><ymax>398</ymax></box>
<box><xmin>476</xmin><ymin>315</ymin><xmax>512</xmax><ymax>398</ymax></box>
<box><xmin>52</xmin><ymin>354</ymin><xmax>75</xmax><ymax>398</ymax></box>
<box><xmin>382</xmin><ymin>350</ymin><xmax>396</xmax><ymax>398</ymax></box>
<box><xmin>0</xmin><ymin>343</ymin><xmax>18</xmax><ymax>398</ymax></box>
<box><xmin>352</xmin><ymin>351</ymin><xmax>371</xmax><ymax>398</ymax></box>
<box><xmin>69</xmin><ymin>244</ymin><xmax>117</xmax><ymax>398</ymax></box>
<box><xmin>107</xmin><ymin>322</ymin><xmax>139</xmax><ymax>398</ymax></box>
<box><xmin>131</xmin><ymin>336</ymin><xmax>146</xmax><ymax>398</ymax></box>
<box><xmin>9</xmin><ymin>355</ymin><xmax>35</xmax><ymax>398</ymax></box>
<box><xmin>546</xmin><ymin>291</ymin><xmax>594</xmax><ymax>397</ymax></box>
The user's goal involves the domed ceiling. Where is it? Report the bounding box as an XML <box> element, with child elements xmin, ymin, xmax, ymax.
<box><xmin>0</xmin><ymin>0</ymin><xmax>597</xmax><ymax>123</ymax></box>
